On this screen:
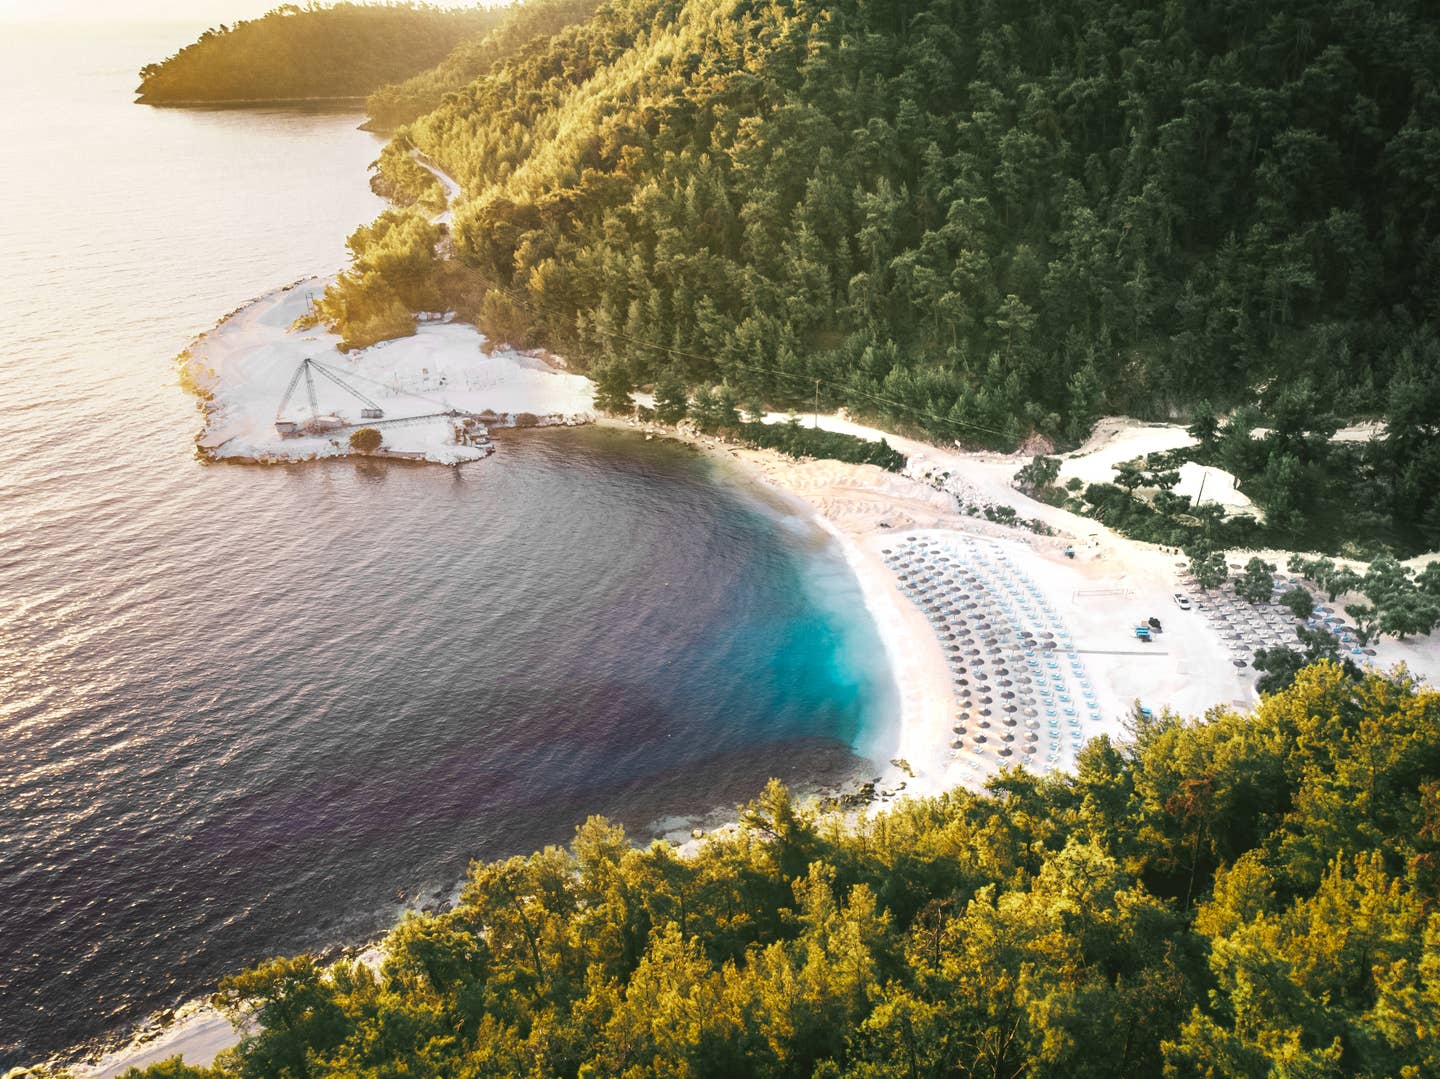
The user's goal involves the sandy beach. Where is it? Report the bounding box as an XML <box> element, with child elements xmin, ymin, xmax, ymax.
<box><xmin>678</xmin><ymin>425</ymin><xmax>1253</xmax><ymax>793</ymax></box>
<box><xmin>101</xmin><ymin>141</ymin><xmax>1438</xmax><ymax>1072</ymax></box>
<box><xmin>69</xmin><ymin>405</ymin><xmax>1440</xmax><ymax>1075</ymax></box>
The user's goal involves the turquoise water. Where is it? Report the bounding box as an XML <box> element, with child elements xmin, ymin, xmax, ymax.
<box><xmin>0</xmin><ymin>24</ymin><xmax>896</xmax><ymax>1065</ymax></box>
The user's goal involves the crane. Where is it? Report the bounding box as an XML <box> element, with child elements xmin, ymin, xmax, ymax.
<box><xmin>274</xmin><ymin>358</ymin><xmax>384</xmax><ymax>436</ymax></box>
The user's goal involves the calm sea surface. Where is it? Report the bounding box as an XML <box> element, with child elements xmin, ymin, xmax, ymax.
<box><xmin>0</xmin><ymin>25</ymin><xmax>896</xmax><ymax>1065</ymax></box>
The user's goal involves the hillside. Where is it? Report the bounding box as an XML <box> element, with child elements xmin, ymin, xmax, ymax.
<box><xmin>365</xmin><ymin>0</ymin><xmax>603</xmax><ymax>128</ymax></box>
<box><xmin>110</xmin><ymin>663</ymin><xmax>1440</xmax><ymax>1076</ymax></box>
<box><xmin>135</xmin><ymin>3</ymin><xmax>503</xmax><ymax>104</ymax></box>
<box><xmin>399</xmin><ymin>0</ymin><xmax>1438</xmax><ymax>432</ymax></box>
<box><xmin>329</xmin><ymin>0</ymin><xmax>1439</xmax><ymax>553</ymax></box>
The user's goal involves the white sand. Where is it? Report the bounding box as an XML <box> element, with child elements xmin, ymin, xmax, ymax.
<box><xmin>73</xmin><ymin>1004</ymin><xmax>245</xmax><ymax>1078</ymax></box>
<box><xmin>664</xmin><ymin>412</ymin><xmax>1290</xmax><ymax>791</ymax></box>
<box><xmin>180</xmin><ymin>279</ymin><xmax>595</xmax><ymax>465</ymax></box>
<box><xmin>1056</xmin><ymin>417</ymin><xmax>1196</xmax><ymax>487</ymax></box>
<box><xmin>73</xmin><ymin>405</ymin><xmax>1432</xmax><ymax>1073</ymax></box>
<box><xmin>1173</xmin><ymin>461</ymin><xmax>1254</xmax><ymax>511</ymax></box>
<box><xmin>66</xmin><ymin>948</ymin><xmax>383</xmax><ymax>1078</ymax></box>
<box><xmin>821</xmin><ymin>521</ymin><xmax>956</xmax><ymax>796</ymax></box>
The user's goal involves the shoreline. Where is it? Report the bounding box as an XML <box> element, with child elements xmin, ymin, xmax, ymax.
<box><xmin>594</xmin><ymin>418</ymin><xmax>947</xmax><ymax>791</ymax></box>
<box><xmin>136</xmin><ymin>95</ymin><xmax>369</xmax><ymax>107</ymax></box>
<box><xmin>61</xmin><ymin>404</ymin><xmax>1436</xmax><ymax>1075</ymax></box>
<box><xmin>600</xmin><ymin>413</ymin><xmax>1278</xmax><ymax>783</ymax></box>
<box><xmin>180</xmin><ymin>279</ymin><xmax>595</xmax><ymax>466</ymax></box>
<box><xmin>106</xmin><ymin>137</ymin><xmax>1438</xmax><ymax>1068</ymax></box>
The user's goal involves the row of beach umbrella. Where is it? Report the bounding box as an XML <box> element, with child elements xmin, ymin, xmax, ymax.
<box><xmin>885</xmin><ymin>533</ymin><xmax>1104</xmax><ymax>774</ymax></box>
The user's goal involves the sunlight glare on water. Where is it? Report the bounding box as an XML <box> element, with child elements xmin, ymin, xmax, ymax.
<box><xmin>0</xmin><ymin>23</ymin><xmax>896</xmax><ymax>1066</ymax></box>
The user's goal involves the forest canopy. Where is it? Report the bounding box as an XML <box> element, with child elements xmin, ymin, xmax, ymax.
<box><xmin>364</xmin><ymin>0</ymin><xmax>602</xmax><ymax>128</ymax></box>
<box><xmin>113</xmin><ymin>663</ymin><xmax>1440</xmax><ymax>1077</ymax></box>
<box><xmin>347</xmin><ymin>0</ymin><xmax>1440</xmax><ymax>548</ymax></box>
<box><xmin>135</xmin><ymin>3</ymin><xmax>503</xmax><ymax>104</ymax></box>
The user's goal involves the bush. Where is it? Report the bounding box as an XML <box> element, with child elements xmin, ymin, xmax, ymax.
<box><xmin>1279</xmin><ymin>587</ymin><xmax>1316</xmax><ymax>620</ymax></box>
<box><xmin>736</xmin><ymin>421</ymin><xmax>906</xmax><ymax>472</ymax></box>
<box><xmin>312</xmin><ymin>209</ymin><xmax>441</xmax><ymax>349</ymax></box>
<box><xmin>591</xmin><ymin>361</ymin><xmax>635</xmax><ymax>414</ymax></box>
<box><xmin>349</xmin><ymin>427</ymin><xmax>382</xmax><ymax>453</ymax></box>
<box><xmin>1237</xmin><ymin>557</ymin><xmax>1276</xmax><ymax>605</ymax></box>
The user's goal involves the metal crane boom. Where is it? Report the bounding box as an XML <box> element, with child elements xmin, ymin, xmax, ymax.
<box><xmin>309</xmin><ymin>361</ymin><xmax>384</xmax><ymax>414</ymax></box>
<box><xmin>276</xmin><ymin>358</ymin><xmax>314</xmax><ymax>421</ymax></box>
<box><xmin>303</xmin><ymin>361</ymin><xmax>319</xmax><ymax>419</ymax></box>
<box><xmin>275</xmin><ymin>358</ymin><xmax>384</xmax><ymax>423</ymax></box>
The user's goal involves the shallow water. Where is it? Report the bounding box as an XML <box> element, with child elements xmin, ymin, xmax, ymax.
<box><xmin>0</xmin><ymin>24</ymin><xmax>895</xmax><ymax>1065</ymax></box>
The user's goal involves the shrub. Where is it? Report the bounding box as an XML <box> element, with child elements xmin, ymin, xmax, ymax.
<box><xmin>1279</xmin><ymin>587</ymin><xmax>1316</xmax><ymax>620</ymax></box>
<box><xmin>349</xmin><ymin>427</ymin><xmax>382</xmax><ymax>453</ymax></box>
<box><xmin>737</xmin><ymin>421</ymin><xmax>905</xmax><ymax>472</ymax></box>
<box><xmin>1237</xmin><ymin>557</ymin><xmax>1276</xmax><ymax>605</ymax></box>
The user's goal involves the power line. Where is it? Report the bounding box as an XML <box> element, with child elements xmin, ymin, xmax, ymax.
<box><xmin>399</xmin><ymin>151</ymin><xmax>1013</xmax><ymax>439</ymax></box>
<box><xmin>461</xmin><ymin>266</ymin><xmax>1012</xmax><ymax>440</ymax></box>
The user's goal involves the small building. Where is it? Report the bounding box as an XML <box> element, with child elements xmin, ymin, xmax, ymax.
<box><xmin>305</xmin><ymin>414</ymin><xmax>345</xmax><ymax>434</ymax></box>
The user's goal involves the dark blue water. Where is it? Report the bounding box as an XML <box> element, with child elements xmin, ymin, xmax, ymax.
<box><xmin>0</xmin><ymin>25</ymin><xmax>895</xmax><ymax>1067</ymax></box>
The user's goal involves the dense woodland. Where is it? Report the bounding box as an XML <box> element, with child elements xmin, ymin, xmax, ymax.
<box><xmin>364</xmin><ymin>0</ymin><xmax>603</xmax><ymax>128</ymax></box>
<box><xmin>317</xmin><ymin>0</ymin><xmax>1440</xmax><ymax>551</ymax></box>
<box><xmin>105</xmin><ymin>664</ymin><xmax>1440</xmax><ymax>1077</ymax></box>
<box><xmin>135</xmin><ymin>3</ymin><xmax>501</xmax><ymax>103</ymax></box>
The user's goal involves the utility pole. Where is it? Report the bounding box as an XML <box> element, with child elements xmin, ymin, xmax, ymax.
<box><xmin>814</xmin><ymin>379</ymin><xmax>820</xmax><ymax>429</ymax></box>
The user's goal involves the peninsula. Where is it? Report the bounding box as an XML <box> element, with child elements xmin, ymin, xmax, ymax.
<box><xmin>135</xmin><ymin>3</ymin><xmax>501</xmax><ymax>105</ymax></box>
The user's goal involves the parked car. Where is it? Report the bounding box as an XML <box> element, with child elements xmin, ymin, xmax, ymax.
<box><xmin>1173</xmin><ymin>593</ymin><xmax>1192</xmax><ymax>610</ymax></box>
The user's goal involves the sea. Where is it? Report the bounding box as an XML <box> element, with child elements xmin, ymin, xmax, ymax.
<box><xmin>0</xmin><ymin>23</ymin><xmax>897</xmax><ymax>1067</ymax></box>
